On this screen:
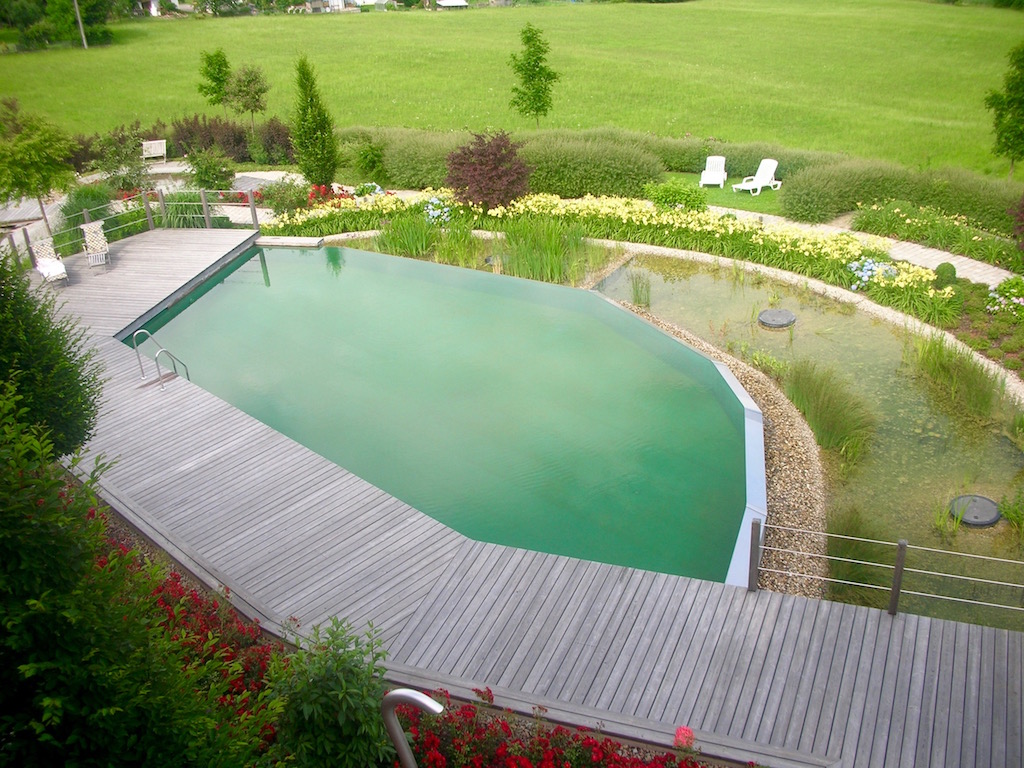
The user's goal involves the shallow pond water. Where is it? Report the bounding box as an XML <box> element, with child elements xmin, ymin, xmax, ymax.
<box><xmin>599</xmin><ymin>255</ymin><xmax>1024</xmax><ymax>629</ymax></box>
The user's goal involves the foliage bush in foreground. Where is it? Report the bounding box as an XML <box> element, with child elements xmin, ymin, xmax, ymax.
<box><xmin>642</xmin><ymin>178</ymin><xmax>707</xmax><ymax>211</ymax></box>
<box><xmin>0</xmin><ymin>261</ymin><xmax>102</xmax><ymax>456</ymax></box>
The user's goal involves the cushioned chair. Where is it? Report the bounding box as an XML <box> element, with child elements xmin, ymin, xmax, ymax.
<box><xmin>81</xmin><ymin>221</ymin><xmax>109</xmax><ymax>268</ymax></box>
<box><xmin>698</xmin><ymin>155</ymin><xmax>727</xmax><ymax>188</ymax></box>
<box><xmin>33</xmin><ymin>237</ymin><xmax>69</xmax><ymax>286</ymax></box>
<box><xmin>732</xmin><ymin>158</ymin><xmax>782</xmax><ymax>196</ymax></box>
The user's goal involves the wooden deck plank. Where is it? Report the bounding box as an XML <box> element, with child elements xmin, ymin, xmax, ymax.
<box><xmin>49</xmin><ymin>228</ymin><xmax>1024</xmax><ymax>768</ymax></box>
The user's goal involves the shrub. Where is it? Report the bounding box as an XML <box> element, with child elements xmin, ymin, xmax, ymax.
<box><xmin>171</xmin><ymin>114</ymin><xmax>250</xmax><ymax>163</ymax></box>
<box><xmin>382</xmin><ymin>128</ymin><xmax>467</xmax><ymax>189</ymax></box>
<box><xmin>90</xmin><ymin>122</ymin><xmax>150</xmax><ymax>194</ymax></box>
<box><xmin>519</xmin><ymin>135</ymin><xmax>664</xmax><ymax>198</ymax></box>
<box><xmin>257</xmin><ymin>116</ymin><xmax>294</xmax><ymax>164</ymax></box>
<box><xmin>935</xmin><ymin>262</ymin><xmax>957</xmax><ymax>289</ymax></box>
<box><xmin>266</xmin><ymin>618</ymin><xmax>394</xmax><ymax>768</ymax></box>
<box><xmin>642</xmin><ymin>178</ymin><xmax>707</xmax><ymax>211</ymax></box>
<box><xmin>781</xmin><ymin>158</ymin><xmax>1021</xmax><ymax>233</ymax></box>
<box><xmin>0</xmin><ymin>262</ymin><xmax>102</xmax><ymax>456</ymax></box>
<box><xmin>446</xmin><ymin>131</ymin><xmax>531</xmax><ymax>211</ymax></box>
<box><xmin>187</xmin><ymin>146</ymin><xmax>235</xmax><ymax>190</ymax></box>
<box><xmin>260</xmin><ymin>178</ymin><xmax>310</xmax><ymax>214</ymax></box>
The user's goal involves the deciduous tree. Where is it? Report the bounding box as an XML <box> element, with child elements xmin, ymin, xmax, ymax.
<box><xmin>198</xmin><ymin>47</ymin><xmax>232</xmax><ymax>115</ymax></box>
<box><xmin>225</xmin><ymin>64</ymin><xmax>269</xmax><ymax>136</ymax></box>
<box><xmin>0</xmin><ymin>99</ymin><xmax>75</xmax><ymax>236</ymax></box>
<box><xmin>509</xmin><ymin>23</ymin><xmax>559</xmax><ymax>127</ymax></box>
<box><xmin>985</xmin><ymin>39</ymin><xmax>1024</xmax><ymax>178</ymax></box>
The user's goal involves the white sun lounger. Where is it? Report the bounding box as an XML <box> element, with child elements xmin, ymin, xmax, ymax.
<box><xmin>698</xmin><ymin>155</ymin><xmax>727</xmax><ymax>188</ymax></box>
<box><xmin>732</xmin><ymin>158</ymin><xmax>782</xmax><ymax>196</ymax></box>
<box><xmin>33</xmin><ymin>237</ymin><xmax>69</xmax><ymax>286</ymax></box>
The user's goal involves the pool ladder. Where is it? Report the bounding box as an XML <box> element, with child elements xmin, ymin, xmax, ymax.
<box><xmin>132</xmin><ymin>329</ymin><xmax>191</xmax><ymax>391</ymax></box>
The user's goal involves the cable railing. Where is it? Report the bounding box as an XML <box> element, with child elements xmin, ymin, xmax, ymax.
<box><xmin>747</xmin><ymin>519</ymin><xmax>1024</xmax><ymax>627</ymax></box>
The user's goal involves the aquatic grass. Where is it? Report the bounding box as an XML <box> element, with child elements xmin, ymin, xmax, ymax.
<box><xmin>628</xmin><ymin>270</ymin><xmax>651</xmax><ymax>309</ymax></box>
<box><xmin>499</xmin><ymin>216</ymin><xmax>588</xmax><ymax>285</ymax></box>
<box><xmin>374</xmin><ymin>212</ymin><xmax>437</xmax><ymax>260</ymax></box>
<box><xmin>999</xmin><ymin>487</ymin><xmax>1024</xmax><ymax>549</ymax></box>
<box><xmin>907</xmin><ymin>334</ymin><xmax>1005</xmax><ymax>422</ymax></box>
<box><xmin>433</xmin><ymin>218</ymin><xmax>483</xmax><ymax>269</ymax></box>
<box><xmin>784</xmin><ymin>359</ymin><xmax>876</xmax><ymax>468</ymax></box>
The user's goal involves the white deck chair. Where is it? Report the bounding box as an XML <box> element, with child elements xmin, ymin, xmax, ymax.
<box><xmin>732</xmin><ymin>158</ymin><xmax>782</xmax><ymax>196</ymax></box>
<box><xmin>81</xmin><ymin>221</ymin><xmax>110</xmax><ymax>268</ymax></box>
<box><xmin>698</xmin><ymin>155</ymin><xmax>727</xmax><ymax>188</ymax></box>
<box><xmin>33</xmin><ymin>237</ymin><xmax>69</xmax><ymax>286</ymax></box>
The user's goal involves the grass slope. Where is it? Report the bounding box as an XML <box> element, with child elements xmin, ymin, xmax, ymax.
<box><xmin>0</xmin><ymin>0</ymin><xmax>1021</xmax><ymax>173</ymax></box>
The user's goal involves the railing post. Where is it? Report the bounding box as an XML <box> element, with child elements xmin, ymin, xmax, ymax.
<box><xmin>82</xmin><ymin>208</ymin><xmax>91</xmax><ymax>224</ymax></box>
<box><xmin>22</xmin><ymin>229</ymin><xmax>36</xmax><ymax>268</ymax></box>
<box><xmin>142</xmin><ymin>191</ymin><xmax>155</xmax><ymax>230</ymax></box>
<box><xmin>5</xmin><ymin>232</ymin><xmax>19</xmax><ymax>267</ymax></box>
<box><xmin>200</xmin><ymin>190</ymin><xmax>212</xmax><ymax>228</ymax></box>
<box><xmin>888</xmin><ymin>539</ymin><xmax>908</xmax><ymax>616</ymax></box>
<box><xmin>748</xmin><ymin>518</ymin><xmax>762</xmax><ymax>592</ymax></box>
<box><xmin>158</xmin><ymin>188</ymin><xmax>168</xmax><ymax>224</ymax></box>
<box><xmin>248</xmin><ymin>190</ymin><xmax>259</xmax><ymax>229</ymax></box>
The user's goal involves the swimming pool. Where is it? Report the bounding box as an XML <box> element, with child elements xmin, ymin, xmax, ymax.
<box><xmin>130</xmin><ymin>246</ymin><xmax>764</xmax><ymax>583</ymax></box>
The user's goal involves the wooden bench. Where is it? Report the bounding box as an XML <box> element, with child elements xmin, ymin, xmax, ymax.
<box><xmin>141</xmin><ymin>139</ymin><xmax>167</xmax><ymax>163</ymax></box>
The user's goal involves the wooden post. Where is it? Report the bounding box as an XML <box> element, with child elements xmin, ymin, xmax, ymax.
<box><xmin>22</xmin><ymin>229</ymin><xmax>36</xmax><ymax>268</ymax></box>
<box><xmin>7</xmin><ymin>232</ymin><xmax>20</xmax><ymax>268</ymax></box>
<box><xmin>888</xmin><ymin>539</ymin><xmax>908</xmax><ymax>616</ymax></box>
<box><xmin>748</xmin><ymin>518</ymin><xmax>762</xmax><ymax>592</ymax></box>
<box><xmin>142</xmin><ymin>192</ymin><xmax>155</xmax><ymax>230</ymax></box>
<box><xmin>157</xmin><ymin>189</ymin><xmax>168</xmax><ymax>224</ymax></box>
<box><xmin>200</xmin><ymin>190</ymin><xmax>212</xmax><ymax>229</ymax></box>
<box><xmin>82</xmin><ymin>208</ymin><xmax>91</xmax><ymax>224</ymax></box>
<box><xmin>249</xmin><ymin>191</ymin><xmax>259</xmax><ymax>230</ymax></box>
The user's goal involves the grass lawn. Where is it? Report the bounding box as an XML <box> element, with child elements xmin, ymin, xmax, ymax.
<box><xmin>669</xmin><ymin>172</ymin><xmax>784</xmax><ymax>216</ymax></box>
<box><xmin>0</xmin><ymin>0</ymin><xmax>1020</xmax><ymax>175</ymax></box>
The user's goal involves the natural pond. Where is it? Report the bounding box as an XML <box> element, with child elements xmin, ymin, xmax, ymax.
<box><xmin>599</xmin><ymin>254</ymin><xmax>1024</xmax><ymax>628</ymax></box>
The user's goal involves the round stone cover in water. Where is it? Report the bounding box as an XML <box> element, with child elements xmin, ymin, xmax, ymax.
<box><xmin>949</xmin><ymin>495</ymin><xmax>1000</xmax><ymax>527</ymax></box>
<box><xmin>758</xmin><ymin>308</ymin><xmax>796</xmax><ymax>329</ymax></box>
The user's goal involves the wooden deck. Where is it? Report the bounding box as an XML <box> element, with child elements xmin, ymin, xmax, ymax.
<box><xmin>51</xmin><ymin>229</ymin><xmax>1023</xmax><ymax>768</ymax></box>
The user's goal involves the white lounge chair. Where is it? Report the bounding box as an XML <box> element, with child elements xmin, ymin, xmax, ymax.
<box><xmin>698</xmin><ymin>155</ymin><xmax>727</xmax><ymax>188</ymax></box>
<box><xmin>81</xmin><ymin>221</ymin><xmax>109</xmax><ymax>268</ymax></box>
<box><xmin>732</xmin><ymin>158</ymin><xmax>782</xmax><ymax>196</ymax></box>
<box><xmin>33</xmin><ymin>237</ymin><xmax>69</xmax><ymax>286</ymax></box>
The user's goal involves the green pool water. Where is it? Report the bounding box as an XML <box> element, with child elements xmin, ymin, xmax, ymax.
<box><xmin>133</xmin><ymin>247</ymin><xmax>751</xmax><ymax>582</ymax></box>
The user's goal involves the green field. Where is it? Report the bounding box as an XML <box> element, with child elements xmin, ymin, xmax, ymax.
<box><xmin>0</xmin><ymin>0</ymin><xmax>1022</xmax><ymax>174</ymax></box>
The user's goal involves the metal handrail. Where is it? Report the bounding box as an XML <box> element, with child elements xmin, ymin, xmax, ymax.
<box><xmin>154</xmin><ymin>348</ymin><xmax>190</xmax><ymax>390</ymax></box>
<box><xmin>132</xmin><ymin>329</ymin><xmax>190</xmax><ymax>390</ymax></box>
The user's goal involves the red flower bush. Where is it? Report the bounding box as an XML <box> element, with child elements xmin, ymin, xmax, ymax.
<box><xmin>396</xmin><ymin>689</ymin><xmax>706</xmax><ymax>768</ymax></box>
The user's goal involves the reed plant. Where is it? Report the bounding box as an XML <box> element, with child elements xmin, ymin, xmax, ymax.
<box><xmin>907</xmin><ymin>334</ymin><xmax>1004</xmax><ymax>422</ymax></box>
<box><xmin>998</xmin><ymin>487</ymin><xmax>1024</xmax><ymax>549</ymax></box>
<box><xmin>374</xmin><ymin>212</ymin><xmax>437</xmax><ymax>260</ymax></box>
<box><xmin>825</xmin><ymin>505</ymin><xmax>892</xmax><ymax>610</ymax></box>
<box><xmin>628</xmin><ymin>270</ymin><xmax>651</xmax><ymax>309</ymax></box>
<box><xmin>434</xmin><ymin>218</ymin><xmax>483</xmax><ymax>269</ymax></box>
<box><xmin>499</xmin><ymin>216</ymin><xmax>588</xmax><ymax>285</ymax></box>
<box><xmin>160</xmin><ymin>191</ymin><xmax>207</xmax><ymax>229</ymax></box>
<box><xmin>784</xmin><ymin>359</ymin><xmax>876</xmax><ymax>468</ymax></box>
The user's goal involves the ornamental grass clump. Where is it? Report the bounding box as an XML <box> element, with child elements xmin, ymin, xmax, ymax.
<box><xmin>908</xmin><ymin>333</ymin><xmax>1004</xmax><ymax>422</ymax></box>
<box><xmin>499</xmin><ymin>215</ymin><xmax>588</xmax><ymax>284</ymax></box>
<box><xmin>785</xmin><ymin>359</ymin><xmax>876</xmax><ymax>468</ymax></box>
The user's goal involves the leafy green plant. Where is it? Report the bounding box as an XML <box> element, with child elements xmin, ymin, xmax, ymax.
<box><xmin>197</xmin><ymin>47</ymin><xmax>232</xmax><ymax>115</ymax></box>
<box><xmin>0</xmin><ymin>260</ymin><xmax>101</xmax><ymax>456</ymax></box>
<box><xmin>985</xmin><ymin>39</ymin><xmax>1024</xmax><ymax>178</ymax></box>
<box><xmin>90</xmin><ymin>122</ymin><xmax>151</xmax><ymax>194</ymax></box>
<box><xmin>784</xmin><ymin>359</ymin><xmax>876</xmax><ymax>468</ymax></box>
<box><xmin>934</xmin><ymin>495</ymin><xmax>964</xmax><ymax>545</ymax></box>
<box><xmin>266</xmin><ymin>618</ymin><xmax>394</xmax><ymax>768</ymax></box>
<box><xmin>642</xmin><ymin>178</ymin><xmax>708</xmax><ymax>211</ymax></box>
<box><xmin>260</xmin><ymin>178</ymin><xmax>310</xmax><ymax>214</ymax></box>
<box><xmin>186</xmin><ymin>146</ymin><xmax>235</xmax><ymax>190</ymax></box>
<box><xmin>934</xmin><ymin>262</ymin><xmax>957</xmax><ymax>289</ymax></box>
<box><xmin>750</xmin><ymin>349</ymin><xmax>790</xmax><ymax>382</ymax></box>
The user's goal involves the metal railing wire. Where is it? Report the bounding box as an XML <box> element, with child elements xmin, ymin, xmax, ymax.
<box><xmin>748</xmin><ymin>519</ymin><xmax>1024</xmax><ymax>626</ymax></box>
